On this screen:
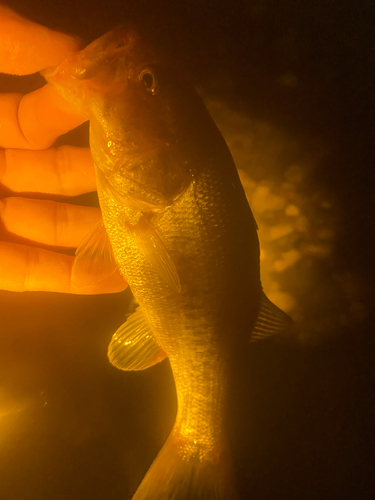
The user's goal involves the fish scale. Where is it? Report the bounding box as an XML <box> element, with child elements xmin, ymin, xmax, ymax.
<box><xmin>44</xmin><ymin>25</ymin><xmax>292</xmax><ymax>500</ymax></box>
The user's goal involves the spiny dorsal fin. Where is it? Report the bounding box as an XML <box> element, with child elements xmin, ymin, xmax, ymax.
<box><xmin>131</xmin><ymin>217</ymin><xmax>181</xmax><ymax>293</ymax></box>
<box><xmin>72</xmin><ymin>220</ymin><xmax>118</xmax><ymax>287</ymax></box>
<box><xmin>108</xmin><ymin>307</ymin><xmax>167</xmax><ymax>371</ymax></box>
<box><xmin>250</xmin><ymin>291</ymin><xmax>294</xmax><ymax>341</ymax></box>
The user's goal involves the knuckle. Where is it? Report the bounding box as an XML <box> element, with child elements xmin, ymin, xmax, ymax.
<box><xmin>0</xmin><ymin>197</ymin><xmax>7</xmax><ymax>221</ymax></box>
<box><xmin>55</xmin><ymin>145</ymin><xmax>72</xmax><ymax>195</ymax></box>
<box><xmin>0</xmin><ymin>197</ymin><xmax>18</xmax><ymax>229</ymax></box>
<box><xmin>54</xmin><ymin>201</ymin><xmax>70</xmax><ymax>246</ymax></box>
<box><xmin>24</xmin><ymin>246</ymin><xmax>40</xmax><ymax>291</ymax></box>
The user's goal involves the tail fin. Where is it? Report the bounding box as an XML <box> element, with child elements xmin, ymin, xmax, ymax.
<box><xmin>132</xmin><ymin>432</ymin><xmax>239</xmax><ymax>500</ymax></box>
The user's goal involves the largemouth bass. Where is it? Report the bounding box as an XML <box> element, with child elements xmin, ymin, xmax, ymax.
<box><xmin>44</xmin><ymin>27</ymin><xmax>292</xmax><ymax>500</ymax></box>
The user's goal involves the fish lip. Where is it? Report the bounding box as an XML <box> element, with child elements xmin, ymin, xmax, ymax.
<box><xmin>42</xmin><ymin>26</ymin><xmax>138</xmax><ymax>86</ymax></box>
<box><xmin>41</xmin><ymin>66</ymin><xmax>58</xmax><ymax>80</ymax></box>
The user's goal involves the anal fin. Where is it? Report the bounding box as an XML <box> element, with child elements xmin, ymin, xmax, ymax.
<box><xmin>108</xmin><ymin>307</ymin><xmax>167</xmax><ymax>371</ymax></box>
<box><xmin>251</xmin><ymin>291</ymin><xmax>294</xmax><ymax>341</ymax></box>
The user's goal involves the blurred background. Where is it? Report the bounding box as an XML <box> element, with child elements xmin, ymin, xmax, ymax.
<box><xmin>0</xmin><ymin>1</ymin><xmax>373</xmax><ymax>499</ymax></box>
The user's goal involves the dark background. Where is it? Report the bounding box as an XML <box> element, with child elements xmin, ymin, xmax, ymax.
<box><xmin>0</xmin><ymin>1</ymin><xmax>374</xmax><ymax>499</ymax></box>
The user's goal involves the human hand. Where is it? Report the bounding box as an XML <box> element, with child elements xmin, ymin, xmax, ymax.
<box><xmin>0</xmin><ymin>6</ymin><xmax>127</xmax><ymax>294</ymax></box>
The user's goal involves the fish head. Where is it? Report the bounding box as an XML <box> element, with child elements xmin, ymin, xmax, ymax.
<box><xmin>44</xmin><ymin>27</ymin><xmax>211</xmax><ymax>212</ymax></box>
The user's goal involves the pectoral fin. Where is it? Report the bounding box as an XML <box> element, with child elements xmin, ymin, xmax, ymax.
<box><xmin>96</xmin><ymin>166</ymin><xmax>131</xmax><ymax>206</ymax></box>
<box><xmin>250</xmin><ymin>291</ymin><xmax>294</xmax><ymax>341</ymax></box>
<box><xmin>72</xmin><ymin>220</ymin><xmax>118</xmax><ymax>287</ymax></box>
<box><xmin>108</xmin><ymin>307</ymin><xmax>167</xmax><ymax>370</ymax></box>
<box><xmin>131</xmin><ymin>218</ymin><xmax>181</xmax><ymax>293</ymax></box>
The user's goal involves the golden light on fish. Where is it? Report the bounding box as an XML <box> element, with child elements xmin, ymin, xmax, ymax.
<box><xmin>40</xmin><ymin>27</ymin><xmax>355</xmax><ymax>499</ymax></box>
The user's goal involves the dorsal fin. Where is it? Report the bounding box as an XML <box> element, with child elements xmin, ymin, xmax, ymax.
<box><xmin>131</xmin><ymin>217</ymin><xmax>181</xmax><ymax>293</ymax></box>
<box><xmin>72</xmin><ymin>220</ymin><xmax>118</xmax><ymax>287</ymax></box>
<box><xmin>250</xmin><ymin>291</ymin><xmax>294</xmax><ymax>341</ymax></box>
<box><xmin>108</xmin><ymin>307</ymin><xmax>167</xmax><ymax>371</ymax></box>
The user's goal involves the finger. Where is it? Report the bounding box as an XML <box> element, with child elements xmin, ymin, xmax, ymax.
<box><xmin>0</xmin><ymin>6</ymin><xmax>81</xmax><ymax>75</ymax></box>
<box><xmin>0</xmin><ymin>197</ymin><xmax>101</xmax><ymax>248</ymax></box>
<box><xmin>0</xmin><ymin>241</ymin><xmax>127</xmax><ymax>294</ymax></box>
<box><xmin>0</xmin><ymin>146</ymin><xmax>96</xmax><ymax>196</ymax></box>
<box><xmin>0</xmin><ymin>86</ymin><xmax>87</xmax><ymax>150</ymax></box>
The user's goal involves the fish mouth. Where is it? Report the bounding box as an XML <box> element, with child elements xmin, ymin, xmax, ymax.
<box><xmin>42</xmin><ymin>27</ymin><xmax>140</xmax><ymax>103</ymax></box>
<box><xmin>70</xmin><ymin>28</ymin><xmax>137</xmax><ymax>81</ymax></box>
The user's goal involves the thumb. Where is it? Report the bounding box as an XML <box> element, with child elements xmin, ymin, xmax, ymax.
<box><xmin>0</xmin><ymin>5</ymin><xmax>81</xmax><ymax>75</ymax></box>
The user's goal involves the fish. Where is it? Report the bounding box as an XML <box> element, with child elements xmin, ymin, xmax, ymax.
<box><xmin>43</xmin><ymin>27</ymin><xmax>292</xmax><ymax>500</ymax></box>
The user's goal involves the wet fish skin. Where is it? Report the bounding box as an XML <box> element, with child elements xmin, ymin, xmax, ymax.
<box><xmin>44</xmin><ymin>27</ymin><xmax>290</xmax><ymax>500</ymax></box>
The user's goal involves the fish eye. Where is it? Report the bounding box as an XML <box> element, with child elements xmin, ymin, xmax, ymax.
<box><xmin>139</xmin><ymin>68</ymin><xmax>159</xmax><ymax>95</ymax></box>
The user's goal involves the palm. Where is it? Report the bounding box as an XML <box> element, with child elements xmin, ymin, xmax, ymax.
<box><xmin>0</xmin><ymin>6</ymin><xmax>127</xmax><ymax>294</ymax></box>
